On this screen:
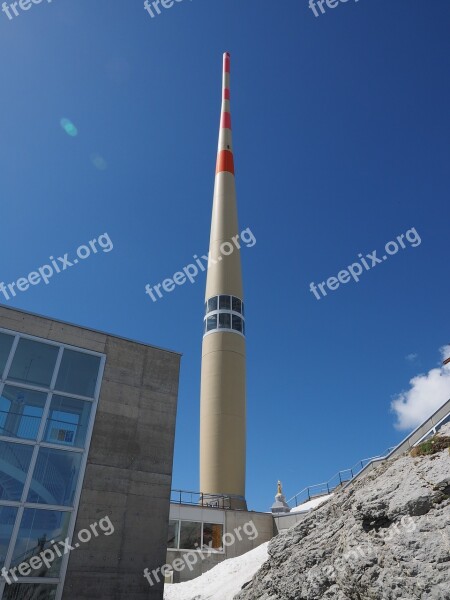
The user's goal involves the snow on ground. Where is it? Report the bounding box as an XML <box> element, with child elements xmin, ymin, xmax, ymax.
<box><xmin>290</xmin><ymin>493</ymin><xmax>333</xmax><ymax>513</ymax></box>
<box><xmin>164</xmin><ymin>542</ymin><xmax>269</xmax><ymax>600</ymax></box>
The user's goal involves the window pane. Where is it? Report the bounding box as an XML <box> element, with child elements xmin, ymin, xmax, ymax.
<box><xmin>218</xmin><ymin>313</ymin><xmax>231</xmax><ymax>329</ymax></box>
<box><xmin>8</xmin><ymin>339</ymin><xmax>58</xmax><ymax>388</ymax></box>
<box><xmin>55</xmin><ymin>349</ymin><xmax>100</xmax><ymax>398</ymax></box>
<box><xmin>207</xmin><ymin>297</ymin><xmax>217</xmax><ymax>313</ymax></box>
<box><xmin>206</xmin><ymin>315</ymin><xmax>217</xmax><ymax>332</ymax></box>
<box><xmin>0</xmin><ymin>441</ymin><xmax>34</xmax><ymax>501</ymax></box>
<box><xmin>27</xmin><ymin>447</ymin><xmax>82</xmax><ymax>507</ymax></box>
<box><xmin>10</xmin><ymin>509</ymin><xmax>71</xmax><ymax>579</ymax></box>
<box><xmin>0</xmin><ymin>333</ymin><xmax>14</xmax><ymax>378</ymax></box>
<box><xmin>232</xmin><ymin>297</ymin><xmax>242</xmax><ymax>314</ymax></box>
<box><xmin>167</xmin><ymin>520</ymin><xmax>179</xmax><ymax>549</ymax></box>
<box><xmin>219</xmin><ymin>295</ymin><xmax>231</xmax><ymax>310</ymax></box>
<box><xmin>0</xmin><ymin>386</ymin><xmax>47</xmax><ymax>441</ymax></box>
<box><xmin>232</xmin><ymin>315</ymin><xmax>243</xmax><ymax>333</ymax></box>
<box><xmin>0</xmin><ymin>506</ymin><xmax>18</xmax><ymax>568</ymax></box>
<box><xmin>179</xmin><ymin>521</ymin><xmax>201</xmax><ymax>550</ymax></box>
<box><xmin>3</xmin><ymin>584</ymin><xmax>58</xmax><ymax>600</ymax></box>
<box><xmin>44</xmin><ymin>395</ymin><xmax>92</xmax><ymax>448</ymax></box>
<box><xmin>202</xmin><ymin>523</ymin><xmax>223</xmax><ymax>551</ymax></box>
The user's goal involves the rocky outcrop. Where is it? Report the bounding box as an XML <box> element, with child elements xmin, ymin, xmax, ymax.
<box><xmin>236</xmin><ymin>426</ymin><xmax>450</xmax><ymax>600</ymax></box>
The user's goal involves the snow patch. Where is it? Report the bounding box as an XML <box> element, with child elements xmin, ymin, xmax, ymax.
<box><xmin>164</xmin><ymin>542</ymin><xmax>269</xmax><ymax>600</ymax></box>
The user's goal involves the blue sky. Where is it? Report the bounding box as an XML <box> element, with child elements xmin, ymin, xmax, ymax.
<box><xmin>1</xmin><ymin>0</ymin><xmax>449</xmax><ymax>512</ymax></box>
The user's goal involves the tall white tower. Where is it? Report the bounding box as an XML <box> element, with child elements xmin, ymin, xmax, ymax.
<box><xmin>199</xmin><ymin>53</ymin><xmax>247</xmax><ymax>510</ymax></box>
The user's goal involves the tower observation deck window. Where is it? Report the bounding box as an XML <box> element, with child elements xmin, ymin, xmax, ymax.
<box><xmin>219</xmin><ymin>295</ymin><xmax>231</xmax><ymax>310</ymax></box>
<box><xmin>232</xmin><ymin>315</ymin><xmax>243</xmax><ymax>333</ymax></box>
<box><xmin>232</xmin><ymin>297</ymin><xmax>242</xmax><ymax>314</ymax></box>
<box><xmin>206</xmin><ymin>315</ymin><xmax>217</xmax><ymax>332</ymax></box>
<box><xmin>203</xmin><ymin>296</ymin><xmax>245</xmax><ymax>337</ymax></box>
<box><xmin>207</xmin><ymin>297</ymin><xmax>218</xmax><ymax>313</ymax></box>
<box><xmin>219</xmin><ymin>313</ymin><xmax>231</xmax><ymax>329</ymax></box>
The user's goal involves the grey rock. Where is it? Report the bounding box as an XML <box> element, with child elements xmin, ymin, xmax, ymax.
<box><xmin>236</xmin><ymin>433</ymin><xmax>450</xmax><ymax>600</ymax></box>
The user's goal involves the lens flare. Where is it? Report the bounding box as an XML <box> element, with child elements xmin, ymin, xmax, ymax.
<box><xmin>60</xmin><ymin>118</ymin><xmax>78</xmax><ymax>137</ymax></box>
<box><xmin>90</xmin><ymin>153</ymin><xmax>108</xmax><ymax>170</ymax></box>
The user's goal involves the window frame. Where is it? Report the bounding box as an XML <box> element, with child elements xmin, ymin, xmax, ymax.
<box><xmin>0</xmin><ymin>327</ymin><xmax>106</xmax><ymax>600</ymax></box>
<box><xmin>167</xmin><ymin>519</ymin><xmax>225</xmax><ymax>554</ymax></box>
<box><xmin>203</xmin><ymin>295</ymin><xmax>245</xmax><ymax>339</ymax></box>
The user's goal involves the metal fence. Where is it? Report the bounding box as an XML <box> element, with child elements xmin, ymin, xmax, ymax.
<box><xmin>287</xmin><ymin>448</ymin><xmax>395</xmax><ymax>508</ymax></box>
<box><xmin>170</xmin><ymin>489</ymin><xmax>233</xmax><ymax>509</ymax></box>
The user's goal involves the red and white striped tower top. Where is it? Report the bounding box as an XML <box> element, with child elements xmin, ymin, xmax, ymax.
<box><xmin>216</xmin><ymin>52</ymin><xmax>234</xmax><ymax>176</ymax></box>
<box><xmin>205</xmin><ymin>52</ymin><xmax>243</xmax><ymax>301</ymax></box>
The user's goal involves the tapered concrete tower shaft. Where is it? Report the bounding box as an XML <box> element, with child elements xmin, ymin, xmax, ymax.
<box><xmin>200</xmin><ymin>53</ymin><xmax>247</xmax><ymax>510</ymax></box>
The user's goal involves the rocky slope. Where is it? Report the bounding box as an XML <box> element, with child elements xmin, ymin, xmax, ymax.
<box><xmin>236</xmin><ymin>425</ymin><xmax>450</xmax><ymax>600</ymax></box>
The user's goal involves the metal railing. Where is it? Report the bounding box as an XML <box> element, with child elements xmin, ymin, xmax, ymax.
<box><xmin>287</xmin><ymin>449</ymin><xmax>395</xmax><ymax>508</ymax></box>
<box><xmin>170</xmin><ymin>489</ymin><xmax>233</xmax><ymax>509</ymax></box>
<box><xmin>287</xmin><ymin>398</ymin><xmax>450</xmax><ymax>510</ymax></box>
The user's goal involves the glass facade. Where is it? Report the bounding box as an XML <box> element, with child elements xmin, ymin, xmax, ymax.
<box><xmin>203</xmin><ymin>295</ymin><xmax>245</xmax><ymax>337</ymax></box>
<box><xmin>0</xmin><ymin>387</ymin><xmax>47</xmax><ymax>441</ymax></box>
<box><xmin>167</xmin><ymin>520</ymin><xmax>179</xmax><ymax>549</ymax></box>
<box><xmin>178</xmin><ymin>521</ymin><xmax>202</xmax><ymax>550</ymax></box>
<box><xmin>0</xmin><ymin>328</ymin><xmax>104</xmax><ymax>600</ymax></box>
<box><xmin>168</xmin><ymin>519</ymin><xmax>224</xmax><ymax>552</ymax></box>
<box><xmin>0</xmin><ymin>507</ymin><xmax>18</xmax><ymax>569</ymax></box>
<box><xmin>202</xmin><ymin>523</ymin><xmax>224</xmax><ymax>551</ymax></box>
<box><xmin>8</xmin><ymin>340</ymin><xmax>59</xmax><ymax>389</ymax></box>
<box><xmin>0</xmin><ymin>335</ymin><xmax>14</xmax><ymax>378</ymax></box>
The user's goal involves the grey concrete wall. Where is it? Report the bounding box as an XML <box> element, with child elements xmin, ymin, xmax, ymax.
<box><xmin>0</xmin><ymin>306</ymin><xmax>181</xmax><ymax>600</ymax></box>
<box><xmin>166</xmin><ymin>507</ymin><xmax>274</xmax><ymax>583</ymax></box>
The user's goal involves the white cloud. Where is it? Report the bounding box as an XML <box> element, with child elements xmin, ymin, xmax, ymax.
<box><xmin>405</xmin><ymin>353</ymin><xmax>418</xmax><ymax>362</ymax></box>
<box><xmin>392</xmin><ymin>345</ymin><xmax>450</xmax><ymax>430</ymax></box>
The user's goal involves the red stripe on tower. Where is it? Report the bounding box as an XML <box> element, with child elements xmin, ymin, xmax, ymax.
<box><xmin>221</xmin><ymin>112</ymin><xmax>231</xmax><ymax>130</ymax></box>
<box><xmin>216</xmin><ymin>150</ymin><xmax>234</xmax><ymax>175</ymax></box>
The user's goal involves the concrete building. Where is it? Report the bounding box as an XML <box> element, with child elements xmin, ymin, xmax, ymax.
<box><xmin>200</xmin><ymin>52</ymin><xmax>247</xmax><ymax>511</ymax></box>
<box><xmin>165</xmin><ymin>500</ymin><xmax>274</xmax><ymax>584</ymax></box>
<box><xmin>0</xmin><ymin>305</ymin><xmax>181</xmax><ymax>600</ymax></box>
